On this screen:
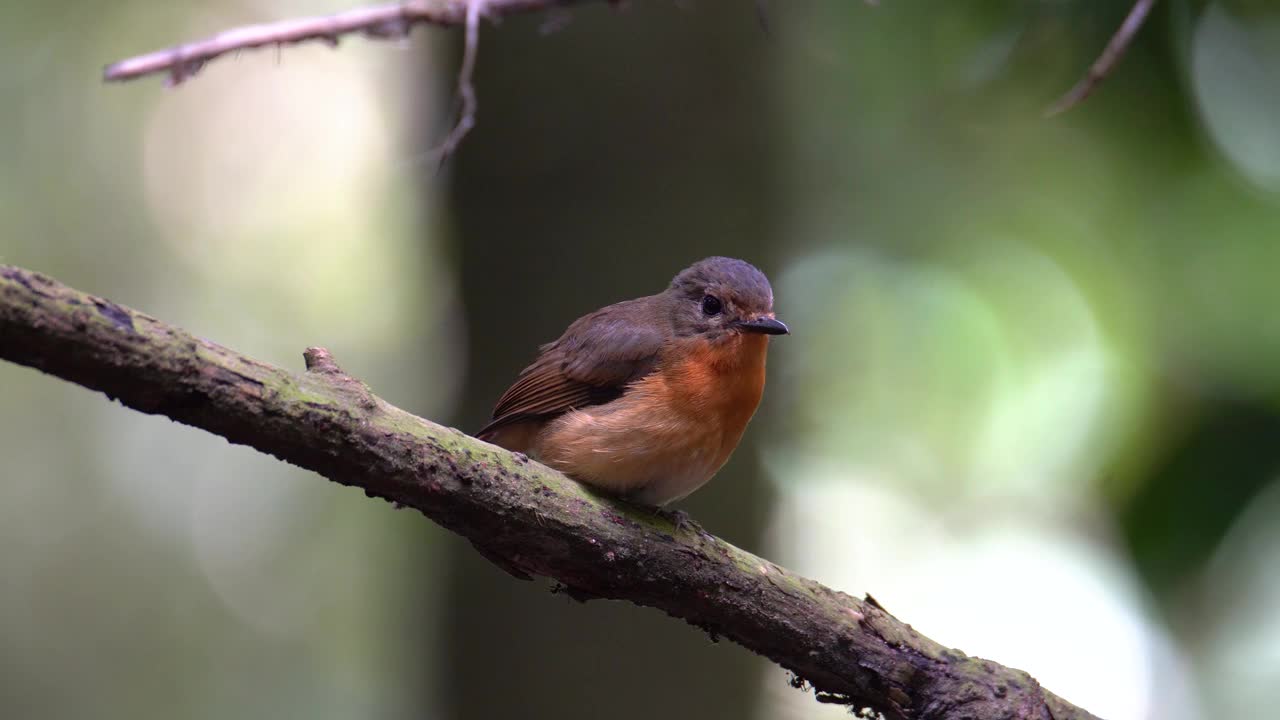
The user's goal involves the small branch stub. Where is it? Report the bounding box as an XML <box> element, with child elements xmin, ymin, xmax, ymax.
<box><xmin>303</xmin><ymin>346</ymin><xmax>343</xmax><ymax>374</ymax></box>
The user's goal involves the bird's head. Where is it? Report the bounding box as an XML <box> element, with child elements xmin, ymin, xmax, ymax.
<box><xmin>666</xmin><ymin>256</ymin><xmax>789</xmax><ymax>342</ymax></box>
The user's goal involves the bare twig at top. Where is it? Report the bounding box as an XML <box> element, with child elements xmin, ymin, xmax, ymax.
<box><xmin>435</xmin><ymin>0</ymin><xmax>488</xmax><ymax>162</ymax></box>
<box><xmin>103</xmin><ymin>0</ymin><xmax>592</xmax><ymax>85</ymax></box>
<box><xmin>1046</xmin><ymin>0</ymin><xmax>1159</xmax><ymax>117</ymax></box>
<box><xmin>102</xmin><ymin>1</ymin><xmax>600</xmax><ymax>159</ymax></box>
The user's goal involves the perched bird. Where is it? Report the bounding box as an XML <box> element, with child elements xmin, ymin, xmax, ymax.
<box><xmin>478</xmin><ymin>256</ymin><xmax>787</xmax><ymax>506</ymax></box>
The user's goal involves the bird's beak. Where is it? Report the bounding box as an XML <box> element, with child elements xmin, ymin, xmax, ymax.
<box><xmin>737</xmin><ymin>316</ymin><xmax>790</xmax><ymax>335</ymax></box>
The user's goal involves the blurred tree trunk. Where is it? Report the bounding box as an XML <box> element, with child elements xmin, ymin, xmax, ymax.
<box><xmin>436</xmin><ymin>4</ymin><xmax>780</xmax><ymax>719</ymax></box>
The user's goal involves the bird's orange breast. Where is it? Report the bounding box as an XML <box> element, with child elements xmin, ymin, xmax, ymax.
<box><xmin>659</xmin><ymin>333</ymin><xmax>769</xmax><ymax>460</ymax></box>
<box><xmin>527</xmin><ymin>331</ymin><xmax>772</xmax><ymax>506</ymax></box>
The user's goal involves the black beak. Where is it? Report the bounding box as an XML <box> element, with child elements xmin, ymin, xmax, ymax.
<box><xmin>737</xmin><ymin>316</ymin><xmax>790</xmax><ymax>335</ymax></box>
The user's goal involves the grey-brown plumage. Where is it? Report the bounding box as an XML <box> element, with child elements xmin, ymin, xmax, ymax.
<box><xmin>478</xmin><ymin>257</ymin><xmax>787</xmax><ymax>505</ymax></box>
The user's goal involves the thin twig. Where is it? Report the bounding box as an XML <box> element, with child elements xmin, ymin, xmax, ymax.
<box><xmin>102</xmin><ymin>0</ymin><xmax>591</xmax><ymax>85</ymax></box>
<box><xmin>1046</xmin><ymin>0</ymin><xmax>1158</xmax><ymax>117</ymax></box>
<box><xmin>435</xmin><ymin>0</ymin><xmax>488</xmax><ymax>162</ymax></box>
<box><xmin>103</xmin><ymin>0</ymin><xmax>599</xmax><ymax>160</ymax></box>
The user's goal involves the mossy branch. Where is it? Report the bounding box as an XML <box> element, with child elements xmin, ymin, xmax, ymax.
<box><xmin>0</xmin><ymin>264</ymin><xmax>1101</xmax><ymax>720</ymax></box>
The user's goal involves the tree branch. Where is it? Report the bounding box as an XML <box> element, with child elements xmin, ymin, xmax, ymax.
<box><xmin>0</xmin><ymin>264</ymin><xmax>1102</xmax><ymax>720</ymax></box>
<box><xmin>103</xmin><ymin>0</ymin><xmax>593</xmax><ymax>85</ymax></box>
<box><xmin>102</xmin><ymin>0</ymin><xmax>602</xmax><ymax>158</ymax></box>
<box><xmin>435</xmin><ymin>0</ymin><xmax>489</xmax><ymax>160</ymax></box>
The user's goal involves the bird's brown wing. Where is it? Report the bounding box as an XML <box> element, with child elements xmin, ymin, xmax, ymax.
<box><xmin>477</xmin><ymin>297</ymin><xmax>668</xmax><ymax>440</ymax></box>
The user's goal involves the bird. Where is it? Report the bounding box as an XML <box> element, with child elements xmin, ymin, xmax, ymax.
<box><xmin>477</xmin><ymin>256</ymin><xmax>788</xmax><ymax>507</ymax></box>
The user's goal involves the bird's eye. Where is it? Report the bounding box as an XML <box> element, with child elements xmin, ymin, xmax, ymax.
<box><xmin>701</xmin><ymin>294</ymin><xmax>723</xmax><ymax>316</ymax></box>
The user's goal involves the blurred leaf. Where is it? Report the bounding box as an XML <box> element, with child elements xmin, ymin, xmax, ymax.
<box><xmin>1190</xmin><ymin>2</ymin><xmax>1280</xmax><ymax>192</ymax></box>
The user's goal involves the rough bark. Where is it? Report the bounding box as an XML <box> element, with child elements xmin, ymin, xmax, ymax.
<box><xmin>0</xmin><ymin>264</ymin><xmax>1101</xmax><ymax>720</ymax></box>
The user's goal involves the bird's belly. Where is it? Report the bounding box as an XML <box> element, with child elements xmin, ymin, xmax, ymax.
<box><xmin>530</xmin><ymin>402</ymin><xmax>725</xmax><ymax>506</ymax></box>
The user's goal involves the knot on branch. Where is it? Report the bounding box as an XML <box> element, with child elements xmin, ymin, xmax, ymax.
<box><xmin>303</xmin><ymin>346</ymin><xmax>343</xmax><ymax>374</ymax></box>
<box><xmin>303</xmin><ymin>346</ymin><xmax>378</xmax><ymax>410</ymax></box>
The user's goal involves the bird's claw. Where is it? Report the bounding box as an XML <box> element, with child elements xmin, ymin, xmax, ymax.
<box><xmin>658</xmin><ymin>507</ymin><xmax>702</xmax><ymax>534</ymax></box>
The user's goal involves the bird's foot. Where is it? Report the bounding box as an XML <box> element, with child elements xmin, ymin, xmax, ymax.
<box><xmin>656</xmin><ymin>506</ymin><xmax>703</xmax><ymax>535</ymax></box>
